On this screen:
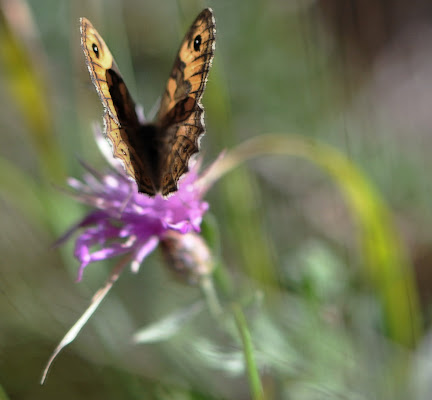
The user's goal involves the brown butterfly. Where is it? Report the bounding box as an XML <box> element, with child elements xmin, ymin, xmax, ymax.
<box><xmin>80</xmin><ymin>9</ymin><xmax>216</xmax><ymax>197</ymax></box>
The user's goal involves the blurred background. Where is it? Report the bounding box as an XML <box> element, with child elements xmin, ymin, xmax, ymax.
<box><xmin>2</xmin><ymin>0</ymin><xmax>432</xmax><ymax>398</ymax></box>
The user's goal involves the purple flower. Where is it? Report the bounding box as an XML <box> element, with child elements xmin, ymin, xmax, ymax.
<box><xmin>60</xmin><ymin>153</ymin><xmax>210</xmax><ymax>281</ymax></box>
<box><xmin>43</xmin><ymin>145</ymin><xmax>217</xmax><ymax>384</ymax></box>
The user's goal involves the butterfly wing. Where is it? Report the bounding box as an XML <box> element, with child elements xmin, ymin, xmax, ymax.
<box><xmin>80</xmin><ymin>18</ymin><xmax>156</xmax><ymax>196</ymax></box>
<box><xmin>156</xmin><ymin>8</ymin><xmax>216</xmax><ymax>196</ymax></box>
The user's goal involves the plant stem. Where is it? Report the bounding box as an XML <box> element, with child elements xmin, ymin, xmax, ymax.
<box><xmin>232</xmin><ymin>304</ymin><xmax>265</xmax><ymax>400</ymax></box>
<box><xmin>200</xmin><ymin>276</ymin><xmax>223</xmax><ymax>317</ymax></box>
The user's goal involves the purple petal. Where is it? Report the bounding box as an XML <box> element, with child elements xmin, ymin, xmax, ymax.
<box><xmin>76</xmin><ymin>260</ymin><xmax>90</xmax><ymax>282</ymax></box>
<box><xmin>54</xmin><ymin>210</ymin><xmax>108</xmax><ymax>247</ymax></box>
<box><xmin>131</xmin><ymin>236</ymin><xmax>159</xmax><ymax>273</ymax></box>
<box><xmin>167</xmin><ymin>220</ymin><xmax>191</xmax><ymax>234</ymax></box>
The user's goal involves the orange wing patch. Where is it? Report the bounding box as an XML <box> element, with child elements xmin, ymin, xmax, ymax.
<box><xmin>158</xmin><ymin>9</ymin><xmax>215</xmax><ymax>117</ymax></box>
<box><xmin>80</xmin><ymin>18</ymin><xmax>120</xmax><ymax>125</ymax></box>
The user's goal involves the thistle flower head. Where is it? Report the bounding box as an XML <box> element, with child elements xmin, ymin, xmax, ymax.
<box><xmin>61</xmin><ymin>153</ymin><xmax>210</xmax><ymax>281</ymax></box>
<box><xmin>160</xmin><ymin>230</ymin><xmax>214</xmax><ymax>285</ymax></box>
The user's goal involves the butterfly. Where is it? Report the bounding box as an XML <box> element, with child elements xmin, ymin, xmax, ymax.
<box><xmin>80</xmin><ymin>9</ymin><xmax>216</xmax><ymax>197</ymax></box>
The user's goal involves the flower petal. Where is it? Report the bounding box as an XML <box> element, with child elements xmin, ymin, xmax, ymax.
<box><xmin>54</xmin><ymin>210</ymin><xmax>108</xmax><ymax>247</ymax></box>
<box><xmin>131</xmin><ymin>236</ymin><xmax>159</xmax><ymax>273</ymax></box>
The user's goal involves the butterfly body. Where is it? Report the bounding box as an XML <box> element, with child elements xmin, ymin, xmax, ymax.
<box><xmin>80</xmin><ymin>9</ymin><xmax>215</xmax><ymax>197</ymax></box>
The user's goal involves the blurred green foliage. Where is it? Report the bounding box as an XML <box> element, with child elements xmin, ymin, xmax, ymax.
<box><xmin>1</xmin><ymin>0</ymin><xmax>432</xmax><ymax>399</ymax></box>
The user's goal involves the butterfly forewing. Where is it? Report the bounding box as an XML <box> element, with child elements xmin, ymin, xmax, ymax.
<box><xmin>80</xmin><ymin>17</ymin><xmax>156</xmax><ymax>195</ymax></box>
<box><xmin>80</xmin><ymin>18</ymin><xmax>123</xmax><ymax>125</ymax></box>
<box><xmin>157</xmin><ymin>8</ymin><xmax>216</xmax><ymax>196</ymax></box>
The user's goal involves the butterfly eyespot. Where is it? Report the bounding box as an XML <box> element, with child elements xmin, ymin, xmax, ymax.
<box><xmin>92</xmin><ymin>43</ymin><xmax>100</xmax><ymax>58</ymax></box>
<box><xmin>193</xmin><ymin>35</ymin><xmax>202</xmax><ymax>51</ymax></box>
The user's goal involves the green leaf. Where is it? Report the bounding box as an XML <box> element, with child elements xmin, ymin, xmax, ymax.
<box><xmin>133</xmin><ymin>301</ymin><xmax>205</xmax><ymax>344</ymax></box>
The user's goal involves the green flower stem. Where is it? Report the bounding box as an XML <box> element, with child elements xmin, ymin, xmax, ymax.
<box><xmin>200</xmin><ymin>276</ymin><xmax>223</xmax><ymax>317</ymax></box>
<box><xmin>232</xmin><ymin>304</ymin><xmax>265</xmax><ymax>400</ymax></box>
<box><xmin>201</xmin><ymin>269</ymin><xmax>264</xmax><ymax>398</ymax></box>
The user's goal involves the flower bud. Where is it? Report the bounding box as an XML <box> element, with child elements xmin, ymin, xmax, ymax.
<box><xmin>160</xmin><ymin>230</ymin><xmax>214</xmax><ymax>285</ymax></box>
